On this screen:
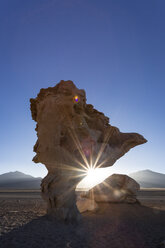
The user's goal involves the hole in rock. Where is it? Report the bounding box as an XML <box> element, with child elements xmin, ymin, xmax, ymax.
<box><xmin>76</xmin><ymin>166</ymin><xmax>115</xmax><ymax>192</ymax></box>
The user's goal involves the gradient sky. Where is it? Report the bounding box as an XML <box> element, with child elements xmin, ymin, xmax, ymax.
<box><xmin>0</xmin><ymin>0</ymin><xmax>165</xmax><ymax>177</ymax></box>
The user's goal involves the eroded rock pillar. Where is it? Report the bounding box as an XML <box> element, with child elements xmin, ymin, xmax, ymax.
<box><xmin>30</xmin><ymin>80</ymin><xmax>147</xmax><ymax>222</ymax></box>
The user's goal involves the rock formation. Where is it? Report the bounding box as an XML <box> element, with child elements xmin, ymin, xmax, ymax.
<box><xmin>77</xmin><ymin>174</ymin><xmax>140</xmax><ymax>213</ymax></box>
<box><xmin>30</xmin><ymin>80</ymin><xmax>147</xmax><ymax>222</ymax></box>
<box><xmin>93</xmin><ymin>174</ymin><xmax>140</xmax><ymax>203</ymax></box>
<box><xmin>76</xmin><ymin>195</ymin><xmax>98</xmax><ymax>213</ymax></box>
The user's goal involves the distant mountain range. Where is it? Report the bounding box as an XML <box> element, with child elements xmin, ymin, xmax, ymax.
<box><xmin>0</xmin><ymin>171</ymin><xmax>42</xmax><ymax>189</ymax></box>
<box><xmin>129</xmin><ymin>169</ymin><xmax>165</xmax><ymax>188</ymax></box>
<box><xmin>0</xmin><ymin>170</ymin><xmax>165</xmax><ymax>189</ymax></box>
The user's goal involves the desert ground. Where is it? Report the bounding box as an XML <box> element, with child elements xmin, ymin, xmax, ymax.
<box><xmin>0</xmin><ymin>189</ymin><xmax>165</xmax><ymax>248</ymax></box>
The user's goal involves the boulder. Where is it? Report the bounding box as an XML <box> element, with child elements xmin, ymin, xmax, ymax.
<box><xmin>88</xmin><ymin>174</ymin><xmax>140</xmax><ymax>204</ymax></box>
<box><xmin>76</xmin><ymin>195</ymin><xmax>98</xmax><ymax>213</ymax></box>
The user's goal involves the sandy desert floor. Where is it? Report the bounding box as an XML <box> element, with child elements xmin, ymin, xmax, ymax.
<box><xmin>0</xmin><ymin>189</ymin><xmax>165</xmax><ymax>248</ymax></box>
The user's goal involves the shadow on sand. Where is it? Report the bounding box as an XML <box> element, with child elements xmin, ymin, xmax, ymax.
<box><xmin>0</xmin><ymin>204</ymin><xmax>165</xmax><ymax>248</ymax></box>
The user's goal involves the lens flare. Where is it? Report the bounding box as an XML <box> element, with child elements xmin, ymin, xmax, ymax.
<box><xmin>73</xmin><ymin>95</ymin><xmax>79</xmax><ymax>102</ymax></box>
<box><xmin>76</xmin><ymin>167</ymin><xmax>112</xmax><ymax>191</ymax></box>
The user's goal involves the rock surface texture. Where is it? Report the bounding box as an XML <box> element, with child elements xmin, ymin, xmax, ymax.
<box><xmin>92</xmin><ymin>174</ymin><xmax>140</xmax><ymax>203</ymax></box>
<box><xmin>77</xmin><ymin>174</ymin><xmax>140</xmax><ymax>213</ymax></box>
<box><xmin>30</xmin><ymin>80</ymin><xmax>147</xmax><ymax>222</ymax></box>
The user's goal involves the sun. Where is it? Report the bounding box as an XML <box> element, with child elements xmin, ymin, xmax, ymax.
<box><xmin>76</xmin><ymin>166</ymin><xmax>112</xmax><ymax>191</ymax></box>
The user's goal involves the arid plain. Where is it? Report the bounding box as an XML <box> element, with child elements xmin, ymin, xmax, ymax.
<box><xmin>0</xmin><ymin>189</ymin><xmax>165</xmax><ymax>248</ymax></box>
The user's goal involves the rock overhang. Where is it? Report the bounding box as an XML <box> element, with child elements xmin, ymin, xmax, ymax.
<box><xmin>30</xmin><ymin>80</ymin><xmax>147</xmax><ymax>222</ymax></box>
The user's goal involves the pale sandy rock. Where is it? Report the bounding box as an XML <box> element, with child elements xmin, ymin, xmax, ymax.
<box><xmin>76</xmin><ymin>196</ymin><xmax>98</xmax><ymax>213</ymax></box>
<box><xmin>30</xmin><ymin>80</ymin><xmax>147</xmax><ymax>222</ymax></box>
<box><xmin>88</xmin><ymin>174</ymin><xmax>140</xmax><ymax>203</ymax></box>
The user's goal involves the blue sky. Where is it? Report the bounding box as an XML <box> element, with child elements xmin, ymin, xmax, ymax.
<box><xmin>0</xmin><ymin>0</ymin><xmax>165</xmax><ymax>177</ymax></box>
